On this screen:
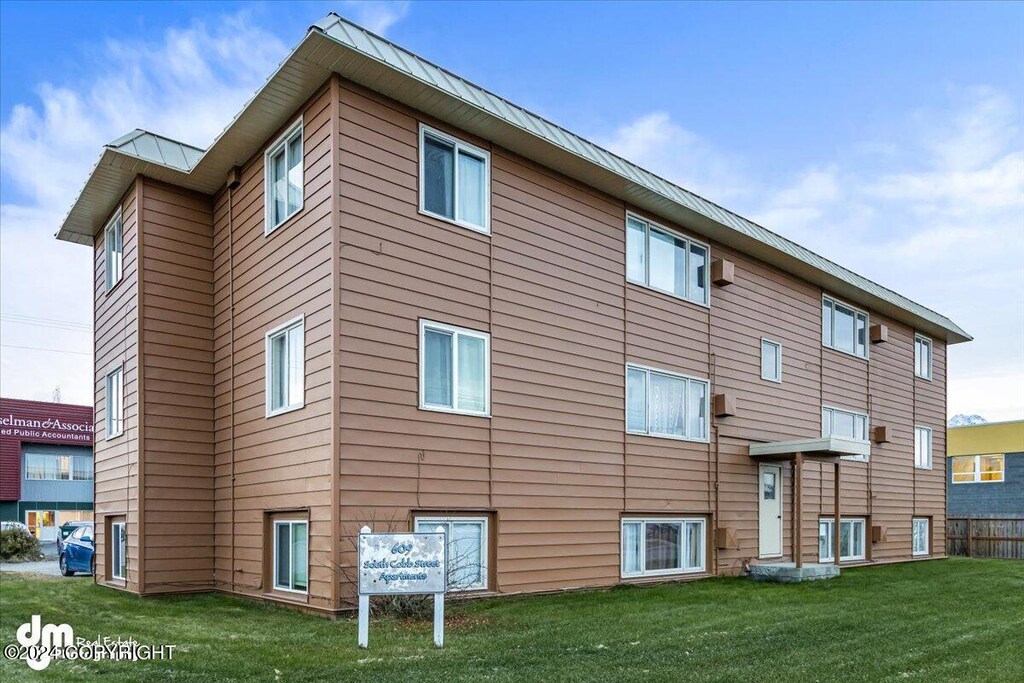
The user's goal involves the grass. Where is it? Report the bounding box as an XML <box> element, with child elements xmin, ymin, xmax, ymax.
<box><xmin>1</xmin><ymin>558</ymin><xmax>1022</xmax><ymax>682</ymax></box>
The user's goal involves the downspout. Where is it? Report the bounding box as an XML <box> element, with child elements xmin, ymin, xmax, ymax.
<box><xmin>226</xmin><ymin>170</ymin><xmax>239</xmax><ymax>593</ymax></box>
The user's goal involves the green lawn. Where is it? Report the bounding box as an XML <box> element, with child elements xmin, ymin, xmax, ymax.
<box><xmin>1</xmin><ymin>558</ymin><xmax>1022</xmax><ymax>682</ymax></box>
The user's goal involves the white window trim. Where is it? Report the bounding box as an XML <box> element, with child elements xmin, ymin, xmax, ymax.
<box><xmin>626</xmin><ymin>212</ymin><xmax>711</xmax><ymax>308</ymax></box>
<box><xmin>822</xmin><ymin>294</ymin><xmax>870</xmax><ymax>360</ymax></box>
<box><xmin>821</xmin><ymin>404</ymin><xmax>870</xmax><ymax>462</ymax></box>
<box><xmin>264</xmin><ymin>118</ymin><xmax>304</xmax><ymax>235</ymax></box>
<box><xmin>620</xmin><ymin>517</ymin><xmax>706</xmax><ymax>579</ymax></box>
<box><xmin>418</xmin><ymin>123</ymin><xmax>491</xmax><ymax>235</ymax></box>
<box><xmin>818</xmin><ymin>517</ymin><xmax>867</xmax><ymax>562</ymax></box>
<box><xmin>23</xmin><ymin>453</ymin><xmax>94</xmax><ymax>482</ymax></box>
<box><xmin>272</xmin><ymin>519</ymin><xmax>309</xmax><ymax>595</ymax></box>
<box><xmin>111</xmin><ymin>521</ymin><xmax>127</xmax><ymax>580</ymax></box>
<box><xmin>912</xmin><ymin>517</ymin><xmax>930</xmax><ymax>556</ymax></box>
<box><xmin>760</xmin><ymin>337</ymin><xmax>783</xmax><ymax>383</ymax></box>
<box><xmin>914</xmin><ymin>425</ymin><xmax>933</xmax><ymax>470</ymax></box>
<box><xmin>625</xmin><ymin>363</ymin><xmax>710</xmax><ymax>443</ymax></box>
<box><xmin>104</xmin><ymin>207</ymin><xmax>123</xmax><ymax>292</ymax></box>
<box><xmin>951</xmin><ymin>454</ymin><xmax>1005</xmax><ymax>484</ymax></box>
<box><xmin>914</xmin><ymin>334</ymin><xmax>933</xmax><ymax>381</ymax></box>
<box><xmin>264</xmin><ymin>315</ymin><xmax>305</xmax><ymax>418</ymax></box>
<box><xmin>418</xmin><ymin>319</ymin><xmax>491</xmax><ymax>417</ymax></box>
<box><xmin>105</xmin><ymin>365</ymin><xmax>124</xmax><ymax>440</ymax></box>
<box><xmin>414</xmin><ymin>515</ymin><xmax>489</xmax><ymax>592</ymax></box>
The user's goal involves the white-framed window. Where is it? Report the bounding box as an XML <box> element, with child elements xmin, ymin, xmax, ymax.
<box><xmin>822</xmin><ymin>295</ymin><xmax>868</xmax><ymax>359</ymax></box>
<box><xmin>264</xmin><ymin>119</ymin><xmax>304</xmax><ymax>234</ymax></box>
<box><xmin>111</xmin><ymin>521</ymin><xmax>127</xmax><ymax>580</ymax></box>
<box><xmin>818</xmin><ymin>517</ymin><xmax>866</xmax><ymax>562</ymax></box>
<box><xmin>621</xmin><ymin>517</ymin><xmax>705</xmax><ymax>578</ymax></box>
<box><xmin>914</xmin><ymin>426</ymin><xmax>933</xmax><ymax>469</ymax></box>
<box><xmin>626</xmin><ymin>214</ymin><xmax>710</xmax><ymax>306</ymax></box>
<box><xmin>626</xmin><ymin>364</ymin><xmax>709</xmax><ymax>442</ymax></box>
<box><xmin>273</xmin><ymin>520</ymin><xmax>309</xmax><ymax>593</ymax></box>
<box><xmin>914</xmin><ymin>334</ymin><xmax>932</xmax><ymax>380</ymax></box>
<box><xmin>951</xmin><ymin>454</ymin><xmax>1005</xmax><ymax>483</ymax></box>
<box><xmin>912</xmin><ymin>517</ymin><xmax>930</xmax><ymax>556</ymax></box>
<box><xmin>419</xmin><ymin>320</ymin><xmax>490</xmax><ymax>417</ymax></box>
<box><xmin>414</xmin><ymin>516</ymin><xmax>488</xmax><ymax>591</ymax></box>
<box><xmin>419</xmin><ymin>124</ymin><xmax>490</xmax><ymax>233</ymax></box>
<box><xmin>822</xmin><ymin>405</ymin><xmax>869</xmax><ymax>461</ymax></box>
<box><xmin>105</xmin><ymin>366</ymin><xmax>124</xmax><ymax>439</ymax></box>
<box><xmin>265</xmin><ymin>316</ymin><xmax>305</xmax><ymax>417</ymax></box>
<box><xmin>760</xmin><ymin>338</ymin><xmax>782</xmax><ymax>382</ymax></box>
<box><xmin>104</xmin><ymin>209</ymin><xmax>123</xmax><ymax>291</ymax></box>
<box><xmin>24</xmin><ymin>454</ymin><xmax>93</xmax><ymax>481</ymax></box>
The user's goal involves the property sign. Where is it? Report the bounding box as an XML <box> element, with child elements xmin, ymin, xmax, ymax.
<box><xmin>356</xmin><ymin>527</ymin><xmax>448</xmax><ymax>649</ymax></box>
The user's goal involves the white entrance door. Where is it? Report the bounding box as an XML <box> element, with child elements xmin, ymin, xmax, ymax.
<box><xmin>758</xmin><ymin>464</ymin><xmax>783</xmax><ymax>558</ymax></box>
<box><xmin>25</xmin><ymin>510</ymin><xmax>58</xmax><ymax>542</ymax></box>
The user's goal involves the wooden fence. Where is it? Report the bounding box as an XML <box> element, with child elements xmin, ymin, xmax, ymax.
<box><xmin>947</xmin><ymin>517</ymin><xmax>1024</xmax><ymax>560</ymax></box>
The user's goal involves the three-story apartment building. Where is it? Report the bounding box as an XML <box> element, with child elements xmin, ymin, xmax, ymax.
<box><xmin>56</xmin><ymin>14</ymin><xmax>969</xmax><ymax>613</ymax></box>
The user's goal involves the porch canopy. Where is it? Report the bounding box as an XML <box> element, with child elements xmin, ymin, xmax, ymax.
<box><xmin>748</xmin><ymin>437</ymin><xmax>870</xmax><ymax>568</ymax></box>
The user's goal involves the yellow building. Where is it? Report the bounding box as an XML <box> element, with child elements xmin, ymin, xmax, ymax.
<box><xmin>947</xmin><ymin>420</ymin><xmax>1024</xmax><ymax>517</ymax></box>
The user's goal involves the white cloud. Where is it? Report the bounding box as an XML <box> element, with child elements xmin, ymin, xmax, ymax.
<box><xmin>603</xmin><ymin>89</ymin><xmax>1024</xmax><ymax>422</ymax></box>
<box><xmin>340</xmin><ymin>1</ymin><xmax>411</xmax><ymax>35</ymax></box>
<box><xmin>0</xmin><ymin>12</ymin><xmax>292</xmax><ymax>405</ymax></box>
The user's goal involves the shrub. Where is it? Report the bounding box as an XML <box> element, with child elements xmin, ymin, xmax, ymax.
<box><xmin>0</xmin><ymin>528</ymin><xmax>43</xmax><ymax>562</ymax></box>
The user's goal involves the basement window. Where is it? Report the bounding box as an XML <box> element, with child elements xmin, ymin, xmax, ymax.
<box><xmin>419</xmin><ymin>124</ymin><xmax>490</xmax><ymax>233</ymax></box>
<box><xmin>265</xmin><ymin>120</ymin><xmax>303</xmax><ymax>234</ymax></box>
<box><xmin>273</xmin><ymin>519</ymin><xmax>309</xmax><ymax>593</ymax></box>
<box><xmin>414</xmin><ymin>516</ymin><xmax>488</xmax><ymax>591</ymax></box>
<box><xmin>912</xmin><ymin>518</ymin><xmax>930</xmax><ymax>556</ymax></box>
<box><xmin>110</xmin><ymin>520</ymin><xmax>126</xmax><ymax>580</ymax></box>
<box><xmin>621</xmin><ymin>517</ymin><xmax>705</xmax><ymax>578</ymax></box>
<box><xmin>818</xmin><ymin>518</ymin><xmax>866</xmax><ymax>562</ymax></box>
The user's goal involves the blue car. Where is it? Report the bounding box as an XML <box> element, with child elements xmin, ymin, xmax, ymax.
<box><xmin>59</xmin><ymin>522</ymin><xmax>94</xmax><ymax>576</ymax></box>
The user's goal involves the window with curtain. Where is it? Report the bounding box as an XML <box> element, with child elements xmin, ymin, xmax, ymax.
<box><xmin>761</xmin><ymin>339</ymin><xmax>782</xmax><ymax>382</ymax></box>
<box><xmin>106</xmin><ymin>366</ymin><xmax>124</xmax><ymax>439</ymax></box>
<box><xmin>822</xmin><ymin>296</ymin><xmax>868</xmax><ymax>358</ymax></box>
<box><xmin>419</xmin><ymin>320</ymin><xmax>490</xmax><ymax>416</ymax></box>
<box><xmin>24</xmin><ymin>454</ymin><xmax>93</xmax><ymax>481</ymax></box>
<box><xmin>627</xmin><ymin>365</ymin><xmax>709</xmax><ymax>441</ymax></box>
<box><xmin>625</xmin><ymin>215</ymin><xmax>710</xmax><ymax>306</ymax></box>
<box><xmin>951</xmin><ymin>454</ymin><xmax>1005</xmax><ymax>483</ymax></box>
<box><xmin>822</xmin><ymin>405</ymin><xmax>869</xmax><ymax>461</ymax></box>
<box><xmin>912</xmin><ymin>518</ymin><xmax>930</xmax><ymax>556</ymax></box>
<box><xmin>273</xmin><ymin>520</ymin><xmax>308</xmax><ymax>593</ymax></box>
<box><xmin>265</xmin><ymin>121</ymin><xmax>303</xmax><ymax>233</ymax></box>
<box><xmin>621</xmin><ymin>518</ymin><xmax>705</xmax><ymax>577</ymax></box>
<box><xmin>266</xmin><ymin>317</ymin><xmax>304</xmax><ymax>416</ymax></box>
<box><xmin>915</xmin><ymin>335</ymin><xmax>932</xmax><ymax>379</ymax></box>
<box><xmin>104</xmin><ymin>210</ymin><xmax>123</xmax><ymax>291</ymax></box>
<box><xmin>914</xmin><ymin>426</ymin><xmax>933</xmax><ymax>469</ymax></box>
<box><xmin>420</xmin><ymin>126</ymin><xmax>490</xmax><ymax>232</ymax></box>
<box><xmin>415</xmin><ymin>517</ymin><xmax>488</xmax><ymax>591</ymax></box>
<box><xmin>818</xmin><ymin>518</ymin><xmax>865</xmax><ymax>562</ymax></box>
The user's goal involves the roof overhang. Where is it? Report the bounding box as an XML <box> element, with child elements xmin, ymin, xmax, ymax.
<box><xmin>748</xmin><ymin>437</ymin><xmax>871</xmax><ymax>461</ymax></box>
<box><xmin>55</xmin><ymin>13</ymin><xmax>971</xmax><ymax>345</ymax></box>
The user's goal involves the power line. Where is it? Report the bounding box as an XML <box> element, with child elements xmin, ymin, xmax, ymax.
<box><xmin>1</xmin><ymin>344</ymin><xmax>92</xmax><ymax>356</ymax></box>
<box><xmin>1</xmin><ymin>314</ymin><xmax>92</xmax><ymax>332</ymax></box>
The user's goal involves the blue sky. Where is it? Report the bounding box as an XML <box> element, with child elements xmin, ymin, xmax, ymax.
<box><xmin>1</xmin><ymin>1</ymin><xmax>1022</xmax><ymax>419</ymax></box>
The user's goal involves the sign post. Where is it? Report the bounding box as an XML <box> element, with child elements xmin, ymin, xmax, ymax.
<box><xmin>357</xmin><ymin>525</ymin><xmax>447</xmax><ymax>649</ymax></box>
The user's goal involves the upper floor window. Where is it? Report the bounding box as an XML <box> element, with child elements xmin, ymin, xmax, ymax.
<box><xmin>760</xmin><ymin>338</ymin><xmax>782</xmax><ymax>382</ymax></box>
<box><xmin>104</xmin><ymin>210</ymin><xmax>123</xmax><ymax>291</ymax></box>
<box><xmin>822</xmin><ymin>405</ymin><xmax>868</xmax><ymax>461</ymax></box>
<box><xmin>951</xmin><ymin>454</ymin><xmax>1005</xmax><ymax>483</ymax></box>
<box><xmin>265</xmin><ymin>316</ymin><xmax>304</xmax><ymax>417</ymax></box>
<box><xmin>265</xmin><ymin>120</ymin><xmax>303</xmax><ymax>234</ymax></box>
<box><xmin>419</xmin><ymin>320</ymin><xmax>490</xmax><ymax>416</ymax></box>
<box><xmin>822</xmin><ymin>296</ymin><xmax>867</xmax><ymax>358</ymax></box>
<box><xmin>914</xmin><ymin>426</ymin><xmax>933</xmax><ymax>469</ymax></box>
<box><xmin>105</xmin><ymin>366</ymin><xmax>124</xmax><ymax>439</ymax></box>
<box><xmin>419</xmin><ymin>125</ymin><xmax>490</xmax><ymax>233</ymax></box>
<box><xmin>25</xmin><ymin>454</ymin><xmax>93</xmax><ymax>481</ymax></box>
<box><xmin>914</xmin><ymin>334</ymin><xmax>932</xmax><ymax>380</ymax></box>
<box><xmin>626</xmin><ymin>364</ymin><xmax>709</xmax><ymax>442</ymax></box>
<box><xmin>626</xmin><ymin>215</ymin><xmax>709</xmax><ymax>306</ymax></box>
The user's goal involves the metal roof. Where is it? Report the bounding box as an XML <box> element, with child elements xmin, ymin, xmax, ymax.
<box><xmin>55</xmin><ymin>12</ymin><xmax>971</xmax><ymax>344</ymax></box>
<box><xmin>107</xmin><ymin>130</ymin><xmax>204</xmax><ymax>172</ymax></box>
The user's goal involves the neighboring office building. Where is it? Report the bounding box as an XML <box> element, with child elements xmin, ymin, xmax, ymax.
<box><xmin>55</xmin><ymin>15</ymin><xmax>969</xmax><ymax>612</ymax></box>
<box><xmin>0</xmin><ymin>397</ymin><xmax>94</xmax><ymax>540</ymax></box>
<box><xmin>947</xmin><ymin>420</ymin><xmax>1024</xmax><ymax>517</ymax></box>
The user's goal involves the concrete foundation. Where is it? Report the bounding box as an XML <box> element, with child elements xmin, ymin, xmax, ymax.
<box><xmin>748</xmin><ymin>562</ymin><xmax>840</xmax><ymax>583</ymax></box>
